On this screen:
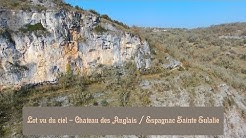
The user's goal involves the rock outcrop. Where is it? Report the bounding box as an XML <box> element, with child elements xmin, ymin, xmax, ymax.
<box><xmin>0</xmin><ymin>9</ymin><xmax>151</xmax><ymax>86</ymax></box>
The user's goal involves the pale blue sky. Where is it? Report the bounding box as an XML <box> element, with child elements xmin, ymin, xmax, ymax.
<box><xmin>65</xmin><ymin>0</ymin><xmax>246</xmax><ymax>28</ymax></box>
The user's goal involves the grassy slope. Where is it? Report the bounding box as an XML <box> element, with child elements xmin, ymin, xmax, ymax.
<box><xmin>140</xmin><ymin>23</ymin><xmax>246</xmax><ymax>96</ymax></box>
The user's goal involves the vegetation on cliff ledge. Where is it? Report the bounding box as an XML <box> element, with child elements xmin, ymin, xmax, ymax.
<box><xmin>19</xmin><ymin>23</ymin><xmax>47</xmax><ymax>35</ymax></box>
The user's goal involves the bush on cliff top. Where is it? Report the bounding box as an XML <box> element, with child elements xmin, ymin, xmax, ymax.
<box><xmin>101</xmin><ymin>14</ymin><xmax>129</xmax><ymax>29</ymax></box>
<box><xmin>89</xmin><ymin>9</ymin><xmax>100</xmax><ymax>15</ymax></box>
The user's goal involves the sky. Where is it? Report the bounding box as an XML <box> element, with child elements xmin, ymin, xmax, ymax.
<box><xmin>65</xmin><ymin>0</ymin><xmax>246</xmax><ymax>29</ymax></box>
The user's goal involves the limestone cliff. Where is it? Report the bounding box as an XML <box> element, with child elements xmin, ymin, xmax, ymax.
<box><xmin>0</xmin><ymin>7</ymin><xmax>151</xmax><ymax>86</ymax></box>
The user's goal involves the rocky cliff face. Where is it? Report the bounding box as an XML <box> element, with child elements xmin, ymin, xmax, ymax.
<box><xmin>0</xmin><ymin>9</ymin><xmax>151</xmax><ymax>87</ymax></box>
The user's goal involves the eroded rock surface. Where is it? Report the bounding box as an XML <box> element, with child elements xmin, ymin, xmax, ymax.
<box><xmin>0</xmin><ymin>10</ymin><xmax>150</xmax><ymax>86</ymax></box>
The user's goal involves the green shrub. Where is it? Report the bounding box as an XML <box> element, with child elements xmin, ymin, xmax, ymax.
<box><xmin>101</xmin><ymin>14</ymin><xmax>111</xmax><ymax>20</ymax></box>
<box><xmin>63</xmin><ymin>3</ymin><xmax>73</xmax><ymax>8</ymax></box>
<box><xmin>119</xmin><ymin>90</ymin><xmax>130</xmax><ymax>107</ymax></box>
<box><xmin>70</xmin><ymin>91</ymin><xmax>93</xmax><ymax>106</ymax></box>
<box><xmin>89</xmin><ymin>9</ymin><xmax>100</xmax><ymax>15</ymax></box>
<box><xmin>58</xmin><ymin>73</ymin><xmax>73</xmax><ymax>90</ymax></box>
<box><xmin>94</xmin><ymin>25</ymin><xmax>107</xmax><ymax>33</ymax></box>
<box><xmin>100</xmin><ymin>14</ymin><xmax>129</xmax><ymax>29</ymax></box>
<box><xmin>114</xmin><ymin>20</ymin><xmax>129</xmax><ymax>29</ymax></box>
<box><xmin>75</xmin><ymin>5</ymin><xmax>83</xmax><ymax>11</ymax></box>
<box><xmin>93</xmin><ymin>100</ymin><xmax>99</xmax><ymax>106</ymax></box>
<box><xmin>19</xmin><ymin>23</ymin><xmax>46</xmax><ymax>33</ymax></box>
<box><xmin>101</xmin><ymin>99</ymin><xmax>109</xmax><ymax>106</ymax></box>
<box><xmin>187</xmin><ymin>34</ymin><xmax>199</xmax><ymax>43</ymax></box>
